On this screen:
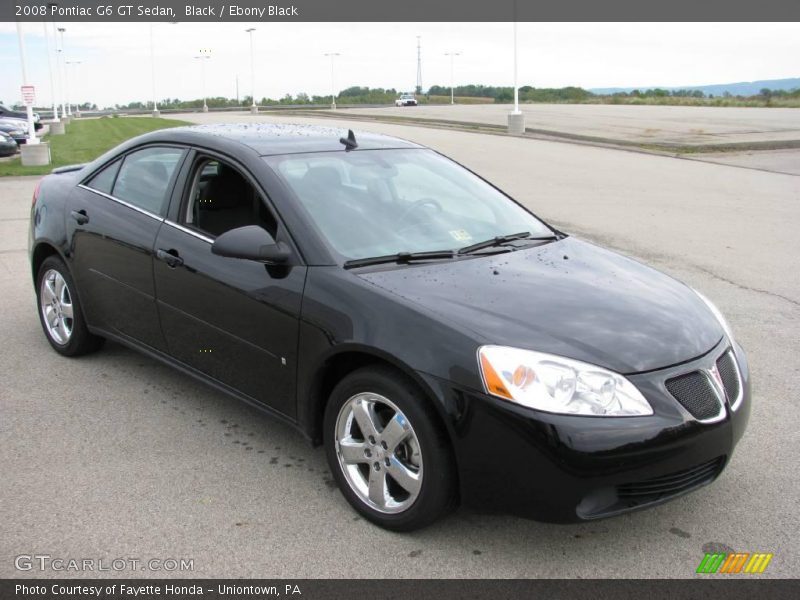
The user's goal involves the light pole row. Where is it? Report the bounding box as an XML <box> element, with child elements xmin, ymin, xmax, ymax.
<box><xmin>25</xmin><ymin>27</ymin><xmax>522</xmax><ymax>125</ymax></box>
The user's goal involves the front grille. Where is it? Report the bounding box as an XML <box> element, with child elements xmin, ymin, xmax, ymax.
<box><xmin>665</xmin><ymin>371</ymin><xmax>722</xmax><ymax>421</ymax></box>
<box><xmin>716</xmin><ymin>351</ymin><xmax>741</xmax><ymax>405</ymax></box>
<box><xmin>617</xmin><ymin>457</ymin><xmax>724</xmax><ymax>501</ymax></box>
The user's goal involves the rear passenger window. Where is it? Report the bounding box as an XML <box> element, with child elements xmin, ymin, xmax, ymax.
<box><xmin>112</xmin><ymin>147</ymin><xmax>183</xmax><ymax>215</ymax></box>
<box><xmin>86</xmin><ymin>159</ymin><xmax>121</xmax><ymax>195</ymax></box>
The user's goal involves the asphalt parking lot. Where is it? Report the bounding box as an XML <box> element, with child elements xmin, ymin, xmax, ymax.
<box><xmin>338</xmin><ymin>102</ymin><xmax>800</xmax><ymax>146</ymax></box>
<box><xmin>2</xmin><ymin>114</ymin><xmax>799</xmax><ymax>578</ymax></box>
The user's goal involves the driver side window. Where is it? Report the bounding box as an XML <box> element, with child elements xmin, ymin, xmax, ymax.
<box><xmin>183</xmin><ymin>157</ymin><xmax>277</xmax><ymax>239</ymax></box>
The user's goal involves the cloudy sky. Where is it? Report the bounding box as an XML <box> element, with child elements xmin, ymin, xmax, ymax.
<box><xmin>0</xmin><ymin>21</ymin><xmax>798</xmax><ymax>108</ymax></box>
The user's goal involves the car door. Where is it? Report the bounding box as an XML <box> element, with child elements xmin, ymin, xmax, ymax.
<box><xmin>152</xmin><ymin>152</ymin><xmax>306</xmax><ymax>418</ymax></box>
<box><xmin>68</xmin><ymin>145</ymin><xmax>186</xmax><ymax>351</ymax></box>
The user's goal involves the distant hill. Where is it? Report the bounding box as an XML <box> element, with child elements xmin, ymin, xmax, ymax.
<box><xmin>590</xmin><ymin>77</ymin><xmax>800</xmax><ymax>96</ymax></box>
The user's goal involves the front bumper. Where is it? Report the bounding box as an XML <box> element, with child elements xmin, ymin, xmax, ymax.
<box><xmin>421</xmin><ymin>339</ymin><xmax>751</xmax><ymax>523</ymax></box>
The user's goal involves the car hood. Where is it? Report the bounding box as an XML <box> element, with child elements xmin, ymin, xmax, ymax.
<box><xmin>357</xmin><ymin>237</ymin><xmax>723</xmax><ymax>374</ymax></box>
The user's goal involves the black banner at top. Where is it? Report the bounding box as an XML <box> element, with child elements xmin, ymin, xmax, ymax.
<box><xmin>5</xmin><ymin>0</ymin><xmax>800</xmax><ymax>22</ymax></box>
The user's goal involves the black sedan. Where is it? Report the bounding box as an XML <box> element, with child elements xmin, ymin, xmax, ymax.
<box><xmin>29</xmin><ymin>124</ymin><xmax>750</xmax><ymax>531</ymax></box>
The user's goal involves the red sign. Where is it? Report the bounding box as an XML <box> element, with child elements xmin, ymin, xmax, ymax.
<box><xmin>21</xmin><ymin>85</ymin><xmax>35</xmax><ymax>107</ymax></box>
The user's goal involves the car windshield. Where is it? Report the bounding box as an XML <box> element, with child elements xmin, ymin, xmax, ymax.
<box><xmin>266</xmin><ymin>148</ymin><xmax>554</xmax><ymax>261</ymax></box>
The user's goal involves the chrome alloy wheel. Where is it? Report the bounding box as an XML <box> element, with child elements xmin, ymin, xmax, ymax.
<box><xmin>334</xmin><ymin>392</ymin><xmax>423</xmax><ymax>514</ymax></box>
<box><xmin>40</xmin><ymin>269</ymin><xmax>74</xmax><ymax>345</ymax></box>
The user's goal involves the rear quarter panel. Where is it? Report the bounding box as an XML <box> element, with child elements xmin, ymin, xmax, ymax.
<box><xmin>29</xmin><ymin>170</ymin><xmax>83</xmax><ymax>277</ymax></box>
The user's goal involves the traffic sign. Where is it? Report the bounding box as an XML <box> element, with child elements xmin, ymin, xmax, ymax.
<box><xmin>21</xmin><ymin>85</ymin><xmax>35</xmax><ymax>106</ymax></box>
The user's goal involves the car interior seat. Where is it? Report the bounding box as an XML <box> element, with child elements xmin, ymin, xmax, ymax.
<box><xmin>197</xmin><ymin>164</ymin><xmax>257</xmax><ymax>237</ymax></box>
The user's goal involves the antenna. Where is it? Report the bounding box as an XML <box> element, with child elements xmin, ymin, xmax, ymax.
<box><xmin>339</xmin><ymin>129</ymin><xmax>358</xmax><ymax>151</ymax></box>
<box><xmin>416</xmin><ymin>36</ymin><xmax>422</xmax><ymax>94</ymax></box>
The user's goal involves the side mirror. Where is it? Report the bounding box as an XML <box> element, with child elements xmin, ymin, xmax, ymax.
<box><xmin>211</xmin><ymin>225</ymin><xmax>290</xmax><ymax>264</ymax></box>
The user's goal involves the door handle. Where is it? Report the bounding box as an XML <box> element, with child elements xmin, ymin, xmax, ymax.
<box><xmin>156</xmin><ymin>248</ymin><xmax>184</xmax><ymax>268</ymax></box>
<box><xmin>70</xmin><ymin>209</ymin><xmax>89</xmax><ymax>225</ymax></box>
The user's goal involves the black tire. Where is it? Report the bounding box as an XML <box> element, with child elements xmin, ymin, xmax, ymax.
<box><xmin>323</xmin><ymin>365</ymin><xmax>457</xmax><ymax>531</ymax></box>
<box><xmin>35</xmin><ymin>255</ymin><xmax>104</xmax><ymax>357</ymax></box>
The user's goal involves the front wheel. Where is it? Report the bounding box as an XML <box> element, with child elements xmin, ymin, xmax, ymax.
<box><xmin>324</xmin><ymin>366</ymin><xmax>457</xmax><ymax>531</ymax></box>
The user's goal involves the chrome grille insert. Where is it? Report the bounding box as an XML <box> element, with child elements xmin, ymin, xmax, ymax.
<box><xmin>716</xmin><ymin>350</ymin><xmax>743</xmax><ymax>410</ymax></box>
<box><xmin>665</xmin><ymin>370</ymin><xmax>724</xmax><ymax>422</ymax></box>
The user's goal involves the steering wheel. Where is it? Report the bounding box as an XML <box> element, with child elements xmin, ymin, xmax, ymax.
<box><xmin>397</xmin><ymin>198</ymin><xmax>444</xmax><ymax>230</ymax></box>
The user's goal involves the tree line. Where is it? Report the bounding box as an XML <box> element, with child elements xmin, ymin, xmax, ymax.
<box><xmin>13</xmin><ymin>84</ymin><xmax>796</xmax><ymax>112</ymax></box>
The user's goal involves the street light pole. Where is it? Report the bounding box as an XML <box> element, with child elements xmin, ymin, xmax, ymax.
<box><xmin>60</xmin><ymin>28</ymin><xmax>72</xmax><ymax>117</ymax></box>
<box><xmin>42</xmin><ymin>22</ymin><xmax>59</xmax><ymax>121</ymax></box>
<box><xmin>194</xmin><ymin>49</ymin><xmax>211</xmax><ymax>112</ymax></box>
<box><xmin>513</xmin><ymin>21</ymin><xmax>519</xmax><ymax>114</ymax></box>
<box><xmin>444</xmin><ymin>52</ymin><xmax>460</xmax><ymax>105</ymax></box>
<box><xmin>15</xmin><ymin>21</ymin><xmax>38</xmax><ymax>145</ymax></box>
<box><xmin>57</xmin><ymin>27</ymin><xmax>68</xmax><ymax>120</ymax></box>
<box><xmin>149</xmin><ymin>24</ymin><xmax>159</xmax><ymax>117</ymax></box>
<box><xmin>507</xmin><ymin>4</ymin><xmax>526</xmax><ymax>135</ymax></box>
<box><xmin>246</xmin><ymin>28</ymin><xmax>257</xmax><ymax>114</ymax></box>
<box><xmin>149</xmin><ymin>22</ymin><xmax>177</xmax><ymax>118</ymax></box>
<box><xmin>324</xmin><ymin>52</ymin><xmax>340</xmax><ymax>110</ymax></box>
<box><xmin>66</xmin><ymin>61</ymin><xmax>82</xmax><ymax>117</ymax></box>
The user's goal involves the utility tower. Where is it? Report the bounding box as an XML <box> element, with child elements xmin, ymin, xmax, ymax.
<box><xmin>415</xmin><ymin>36</ymin><xmax>422</xmax><ymax>94</ymax></box>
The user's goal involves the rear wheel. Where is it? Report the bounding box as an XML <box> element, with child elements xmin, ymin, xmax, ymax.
<box><xmin>324</xmin><ymin>366</ymin><xmax>457</xmax><ymax>531</ymax></box>
<box><xmin>36</xmin><ymin>255</ymin><xmax>104</xmax><ymax>356</ymax></box>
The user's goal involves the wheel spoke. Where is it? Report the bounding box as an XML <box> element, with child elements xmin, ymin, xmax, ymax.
<box><xmin>338</xmin><ymin>439</ymin><xmax>367</xmax><ymax>464</ymax></box>
<box><xmin>368</xmin><ymin>467</ymin><xmax>388</xmax><ymax>507</ymax></box>
<box><xmin>380</xmin><ymin>412</ymin><xmax>410</xmax><ymax>451</ymax></box>
<box><xmin>387</xmin><ymin>456</ymin><xmax>421</xmax><ymax>495</ymax></box>
<box><xmin>41</xmin><ymin>280</ymin><xmax>56</xmax><ymax>304</ymax></box>
<box><xmin>56</xmin><ymin>319</ymin><xmax>69</xmax><ymax>342</ymax></box>
<box><xmin>54</xmin><ymin>273</ymin><xmax>66</xmax><ymax>300</ymax></box>
<box><xmin>44</xmin><ymin>305</ymin><xmax>58</xmax><ymax>327</ymax></box>
<box><xmin>351</xmin><ymin>399</ymin><xmax>379</xmax><ymax>439</ymax></box>
<box><xmin>60</xmin><ymin>301</ymin><xmax>74</xmax><ymax>319</ymax></box>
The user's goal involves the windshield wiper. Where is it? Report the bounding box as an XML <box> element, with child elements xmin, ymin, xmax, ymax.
<box><xmin>343</xmin><ymin>250</ymin><xmax>456</xmax><ymax>269</ymax></box>
<box><xmin>457</xmin><ymin>231</ymin><xmax>559</xmax><ymax>255</ymax></box>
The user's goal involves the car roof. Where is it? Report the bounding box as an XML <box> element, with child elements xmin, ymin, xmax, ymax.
<box><xmin>151</xmin><ymin>123</ymin><xmax>424</xmax><ymax>156</ymax></box>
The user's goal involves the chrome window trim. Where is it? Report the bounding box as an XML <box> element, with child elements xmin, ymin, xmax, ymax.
<box><xmin>77</xmin><ymin>184</ymin><xmax>165</xmax><ymax>222</ymax></box>
<box><xmin>79</xmin><ymin>185</ymin><xmax>215</xmax><ymax>245</ymax></box>
<box><xmin>164</xmin><ymin>220</ymin><xmax>214</xmax><ymax>244</ymax></box>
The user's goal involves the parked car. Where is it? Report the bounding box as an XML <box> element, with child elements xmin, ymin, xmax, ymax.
<box><xmin>0</xmin><ymin>104</ymin><xmax>42</xmax><ymax>130</ymax></box>
<box><xmin>29</xmin><ymin>124</ymin><xmax>750</xmax><ymax>531</ymax></box>
<box><xmin>0</xmin><ymin>130</ymin><xmax>18</xmax><ymax>156</ymax></box>
<box><xmin>0</xmin><ymin>118</ymin><xmax>28</xmax><ymax>145</ymax></box>
<box><xmin>395</xmin><ymin>93</ymin><xmax>418</xmax><ymax>106</ymax></box>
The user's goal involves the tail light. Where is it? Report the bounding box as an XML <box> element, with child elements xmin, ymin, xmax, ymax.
<box><xmin>32</xmin><ymin>180</ymin><xmax>42</xmax><ymax>206</ymax></box>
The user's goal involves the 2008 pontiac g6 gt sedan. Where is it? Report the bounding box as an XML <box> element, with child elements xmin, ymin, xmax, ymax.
<box><xmin>29</xmin><ymin>124</ymin><xmax>750</xmax><ymax>531</ymax></box>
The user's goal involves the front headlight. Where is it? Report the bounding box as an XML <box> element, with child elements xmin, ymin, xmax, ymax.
<box><xmin>694</xmin><ymin>289</ymin><xmax>736</xmax><ymax>346</ymax></box>
<box><xmin>9</xmin><ymin>130</ymin><xmax>24</xmax><ymax>137</ymax></box>
<box><xmin>478</xmin><ymin>346</ymin><xmax>653</xmax><ymax>416</ymax></box>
